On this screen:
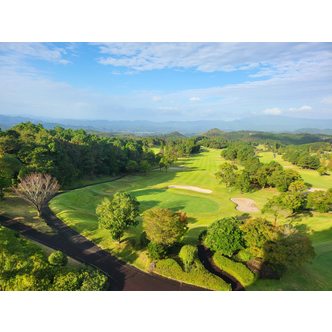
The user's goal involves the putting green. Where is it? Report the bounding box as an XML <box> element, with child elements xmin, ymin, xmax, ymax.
<box><xmin>50</xmin><ymin>148</ymin><xmax>332</xmax><ymax>290</ymax></box>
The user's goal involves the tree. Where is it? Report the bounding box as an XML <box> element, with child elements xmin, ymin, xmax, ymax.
<box><xmin>13</xmin><ymin>173</ymin><xmax>60</xmax><ymax>216</ymax></box>
<box><xmin>143</xmin><ymin>207</ymin><xmax>188</xmax><ymax>246</ymax></box>
<box><xmin>147</xmin><ymin>242</ymin><xmax>167</xmax><ymax>260</ymax></box>
<box><xmin>264</xmin><ymin>231</ymin><xmax>315</xmax><ymax>273</ymax></box>
<box><xmin>48</xmin><ymin>251</ymin><xmax>68</xmax><ymax>266</ymax></box>
<box><xmin>126</xmin><ymin>160</ymin><xmax>139</xmax><ymax>173</ymax></box>
<box><xmin>263</xmin><ymin>192</ymin><xmax>305</xmax><ymax>223</ymax></box>
<box><xmin>204</xmin><ymin>217</ymin><xmax>244</xmax><ymax>257</ymax></box>
<box><xmin>179</xmin><ymin>244</ymin><xmax>197</xmax><ymax>272</ymax></box>
<box><xmin>236</xmin><ymin>170</ymin><xmax>252</xmax><ymax>193</ymax></box>
<box><xmin>306</xmin><ymin>190</ymin><xmax>332</xmax><ymax>213</ymax></box>
<box><xmin>0</xmin><ymin>154</ymin><xmax>21</xmax><ymax>199</ymax></box>
<box><xmin>240</xmin><ymin>218</ymin><xmax>279</xmax><ymax>258</ymax></box>
<box><xmin>288</xmin><ymin>180</ymin><xmax>307</xmax><ymax>192</ymax></box>
<box><xmin>215</xmin><ymin>162</ymin><xmax>238</xmax><ymax>187</ymax></box>
<box><xmin>318</xmin><ymin>166</ymin><xmax>328</xmax><ymax>176</ymax></box>
<box><xmin>96</xmin><ymin>192</ymin><xmax>140</xmax><ymax>242</ymax></box>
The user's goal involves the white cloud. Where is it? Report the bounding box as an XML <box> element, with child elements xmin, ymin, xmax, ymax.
<box><xmin>288</xmin><ymin>105</ymin><xmax>312</xmax><ymax>112</ymax></box>
<box><xmin>189</xmin><ymin>96</ymin><xmax>201</xmax><ymax>101</ymax></box>
<box><xmin>322</xmin><ymin>96</ymin><xmax>332</xmax><ymax>105</ymax></box>
<box><xmin>262</xmin><ymin>107</ymin><xmax>283</xmax><ymax>115</ymax></box>
<box><xmin>152</xmin><ymin>96</ymin><xmax>162</xmax><ymax>101</ymax></box>
<box><xmin>95</xmin><ymin>42</ymin><xmax>332</xmax><ymax>75</ymax></box>
<box><xmin>0</xmin><ymin>43</ymin><xmax>70</xmax><ymax>64</ymax></box>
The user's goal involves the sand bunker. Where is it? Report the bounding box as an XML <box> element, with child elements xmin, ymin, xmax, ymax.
<box><xmin>231</xmin><ymin>198</ymin><xmax>259</xmax><ymax>213</ymax></box>
<box><xmin>307</xmin><ymin>187</ymin><xmax>327</xmax><ymax>192</ymax></box>
<box><xmin>168</xmin><ymin>185</ymin><xmax>212</xmax><ymax>194</ymax></box>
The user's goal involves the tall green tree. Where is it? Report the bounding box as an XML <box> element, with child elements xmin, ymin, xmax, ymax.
<box><xmin>96</xmin><ymin>192</ymin><xmax>140</xmax><ymax>242</ymax></box>
<box><xmin>143</xmin><ymin>207</ymin><xmax>188</xmax><ymax>246</ymax></box>
<box><xmin>204</xmin><ymin>217</ymin><xmax>244</xmax><ymax>257</ymax></box>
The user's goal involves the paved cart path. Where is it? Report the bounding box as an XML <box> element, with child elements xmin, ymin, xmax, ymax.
<box><xmin>0</xmin><ymin>208</ymin><xmax>205</xmax><ymax>291</ymax></box>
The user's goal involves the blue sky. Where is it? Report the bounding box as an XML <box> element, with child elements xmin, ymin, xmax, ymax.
<box><xmin>0</xmin><ymin>42</ymin><xmax>331</xmax><ymax>121</ymax></box>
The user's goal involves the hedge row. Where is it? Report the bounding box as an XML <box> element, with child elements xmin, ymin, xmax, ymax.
<box><xmin>155</xmin><ymin>258</ymin><xmax>231</xmax><ymax>291</ymax></box>
<box><xmin>213</xmin><ymin>252</ymin><xmax>256</xmax><ymax>287</ymax></box>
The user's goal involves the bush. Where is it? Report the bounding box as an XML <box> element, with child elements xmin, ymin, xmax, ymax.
<box><xmin>155</xmin><ymin>258</ymin><xmax>231</xmax><ymax>291</ymax></box>
<box><xmin>147</xmin><ymin>242</ymin><xmax>167</xmax><ymax>260</ymax></box>
<box><xmin>234</xmin><ymin>249</ymin><xmax>253</xmax><ymax>262</ymax></box>
<box><xmin>179</xmin><ymin>245</ymin><xmax>197</xmax><ymax>272</ymax></box>
<box><xmin>80</xmin><ymin>270</ymin><xmax>108</xmax><ymax>291</ymax></box>
<box><xmin>48</xmin><ymin>251</ymin><xmax>68</xmax><ymax>266</ymax></box>
<box><xmin>213</xmin><ymin>252</ymin><xmax>256</xmax><ymax>287</ymax></box>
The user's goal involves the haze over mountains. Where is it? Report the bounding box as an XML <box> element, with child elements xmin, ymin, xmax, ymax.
<box><xmin>1</xmin><ymin>114</ymin><xmax>332</xmax><ymax>135</ymax></box>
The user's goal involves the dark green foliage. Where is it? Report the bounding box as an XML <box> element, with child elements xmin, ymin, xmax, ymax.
<box><xmin>263</xmin><ymin>231</ymin><xmax>315</xmax><ymax>273</ymax></box>
<box><xmin>0</xmin><ymin>153</ymin><xmax>21</xmax><ymax>199</ymax></box>
<box><xmin>0</xmin><ymin>122</ymin><xmax>159</xmax><ymax>186</ymax></box>
<box><xmin>306</xmin><ymin>189</ymin><xmax>332</xmax><ymax>213</ymax></box>
<box><xmin>282</xmin><ymin>145</ymin><xmax>321</xmax><ymax>170</ymax></box>
<box><xmin>48</xmin><ymin>251</ymin><xmax>68</xmax><ymax>266</ymax></box>
<box><xmin>96</xmin><ymin>192</ymin><xmax>140</xmax><ymax>241</ymax></box>
<box><xmin>179</xmin><ymin>245</ymin><xmax>198</xmax><ymax>272</ymax></box>
<box><xmin>0</xmin><ymin>227</ymin><xmax>107</xmax><ymax>291</ymax></box>
<box><xmin>215</xmin><ymin>162</ymin><xmax>238</xmax><ymax>187</ymax></box>
<box><xmin>213</xmin><ymin>252</ymin><xmax>256</xmax><ymax>287</ymax></box>
<box><xmin>204</xmin><ymin>217</ymin><xmax>244</xmax><ymax>256</ymax></box>
<box><xmin>147</xmin><ymin>242</ymin><xmax>167</xmax><ymax>260</ymax></box>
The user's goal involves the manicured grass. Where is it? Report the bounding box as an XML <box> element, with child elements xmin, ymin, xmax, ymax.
<box><xmin>50</xmin><ymin>148</ymin><xmax>332</xmax><ymax>290</ymax></box>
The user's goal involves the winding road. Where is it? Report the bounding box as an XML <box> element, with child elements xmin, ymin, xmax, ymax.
<box><xmin>0</xmin><ymin>206</ymin><xmax>205</xmax><ymax>291</ymax></box>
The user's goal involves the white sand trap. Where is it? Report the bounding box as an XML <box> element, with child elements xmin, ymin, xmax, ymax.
<box><xmin>231</xmin><ymin>198</ymin><xmax>259</xmax><ymax>213</ymax></box>
<box><xmin>307</xmin><ymin>187</ymin><xmax>327</xmax><ymax>192</ymax></box>
<box><xmin>168</xmin><ymin>185</ymin><xmax>212</xmax><ymax>194</ymax></box>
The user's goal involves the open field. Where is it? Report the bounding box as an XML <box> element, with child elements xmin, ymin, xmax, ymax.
<box><xmin>49</xmin><ymin>148</ymin><xmax>332</xmax><ymax>290</ymax></box>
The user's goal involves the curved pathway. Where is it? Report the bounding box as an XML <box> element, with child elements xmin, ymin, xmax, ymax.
<box><xmin>0</xmin><ymin>208</ymin><xmax>204</xmax><ymax>291</ymax></box>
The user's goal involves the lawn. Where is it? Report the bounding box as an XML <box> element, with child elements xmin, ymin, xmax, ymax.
<box><xmin>49</xmin><ymin>148</ymin><xmax>332</xmax><ymax>290</ymax></box>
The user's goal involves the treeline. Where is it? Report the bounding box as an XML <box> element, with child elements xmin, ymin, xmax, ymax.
<box><xmin>217</xmin><ymin>142</ymin><xmax>302</xmax><ymax>192</ymax></box>
<box><xmin>0</xmin><ymin>122</ymin><xmax>159</xmax><ymax>188</ymax></box>
<box><xmin>0</xmin><ymin>226</ymin><xmax>107</xmax><ymax>291</ymax></box>
<box><xmin>279</xmin><ymin>143</ymin><xmax>332</xmax><ymax>171</ymax></box>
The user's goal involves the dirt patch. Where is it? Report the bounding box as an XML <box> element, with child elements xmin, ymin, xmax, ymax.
<box><xmin>168</xmin><ymin>185</ymin><xmax>212</xmax><ymax>194</ymax></box>
<box><xmin>231</xmin><ymin>198</ymin><xmax>259</xmax><ymax>213</ymax></box>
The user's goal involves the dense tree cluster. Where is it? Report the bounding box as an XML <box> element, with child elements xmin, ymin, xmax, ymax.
<box><xmin>0</xmin><ymin>122</ymin><xmax>159</xmax><ymax>190</ymax></box>
<box><xmin>204</xmin><ymin>217</ymin><xmax>315</xmax><ymax>276</ymax></box>
<box><xmin>282</xmin><ymin>146</ymin><xmax>321</xmax><ymax>170</ymax></box>
<box><xmin>216</xmin><ymin>159</ymin><xmax>302</xmax><ymax>193</ymax></box>
<box><xmin>0</xmin><ymin>226</ymin><xmax>107</xmax><ymax>291</ymax></box>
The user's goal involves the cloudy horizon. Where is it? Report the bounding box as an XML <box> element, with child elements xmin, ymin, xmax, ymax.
<box><xmin>0</xmin><ymin>42</ymin><xmax>331</xmax><ymax>121</ymax></box>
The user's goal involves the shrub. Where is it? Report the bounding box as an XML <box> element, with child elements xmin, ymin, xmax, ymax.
<box><xmin>52</xmin><ymin>271</ymin><xmax>81</xmax><ymax>291</ymax></box>
<box><xmin>179</xmin><ymin>245</ymin><xmax>197</xmax><ymax>272</ymax></box>
<box><xmin>234</xmin><ymin>249</ymin><xmax>253</xmax><ymax>262</ymax></box>
<box><xmin>48</xmin><ymin>251</ymin><xmax>68</xmax><ymax>266</ymax></box>
<box><xmin>213</xmin><ymin>252</ymin><xmax>256</xmax><ymax>287</ymax></box>
<box><xmin>147</xmin><ymin>242</ymin><xmax>167</xmax><ymax>260</ymax></box>
<box><xmin>80</xmin><ymin>270</ymin><xmax>108</xmax><ymax>291</ymax></box>
<box><xmin>155</xmin><ymin>258</ymin><xmax>231</xmax><ymax>291</ymax></box>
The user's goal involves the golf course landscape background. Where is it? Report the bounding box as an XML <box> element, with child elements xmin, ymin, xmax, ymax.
<box><xmin>46</xmin><ymin>147</ymin><xmax>332</xmax><ymax>291</ymax></box>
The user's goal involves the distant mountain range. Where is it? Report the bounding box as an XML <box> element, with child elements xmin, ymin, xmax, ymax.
<box><xmin>1</xmin><ymin>114</ymin><xmax>332</xmax><ymax>135</ymax></box>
